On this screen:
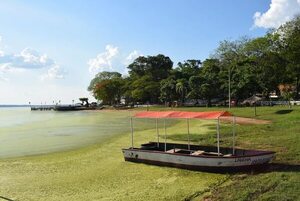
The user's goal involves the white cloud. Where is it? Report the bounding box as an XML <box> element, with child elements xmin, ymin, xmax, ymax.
<box><xmin>0</xmin><ymin>63</ymin><xmax>25</xmax><ymax>73</ymax></box>
<box><xmin>40</xmin><ymin>64</ymin><xmax>65</xmax><ymax>80</ymax></box>
<box><xmin>124</xmin><ymin>50</ymin><xmax>141</xmax><ymax>65</ymax></box>
<box><xmin>88</xmin><ymin>44</ymin><xmax>119</xmax><ymax>73</ymax></box>
<box><xmin>0</xmin><ymin>47</ymin><xmax>54</xmax><ymax>69</ymax></box>
<box><xmin>0</xmin><ymin>75</ymin><xmax>8</xmax><ymax>81</ymax></box>
<box><xmin>0</xmin><ymin>35</ymin><xmax>4</xmax><ymax>57</ymax></box>
<box><xmin>87</xmin><ymin>45</ymin><xmax>143</xmax><ymax>75</ymax></box>
<box><xmin>253</xmin><ymin>0</ymin><xmax>300</xmax><ymax>29</ymax></box>
<box><xmin>0</xmin><ymin>63</ymin><xmax>26</xmax><ymax>81</ymax></box>
<box><xmin>20</xmin><ymin>48</ymin><xmax>53</xmax><ymax>67</ymax></box>
<box><xmin>0</xmin><ymin>40</ymin><xmax>65</xmax><ymax>81</ymax></box>
<box><xmin>0</xmin><ymin>70</ymin><xmax>8</xmax><ymax>81</ymax></box>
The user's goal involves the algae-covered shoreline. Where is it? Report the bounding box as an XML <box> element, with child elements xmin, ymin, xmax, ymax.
<box><xmin>0</xmin><ymin>109</ymin><xmax>226</xmax><ymax>200</ymax></box>
<box><xmin>0</xmin><ymin>106</ymin><xmax>299</xmax><ymax>200</ymax></box>
<box><xmin>0</xmin><ymin>108</ymin><xmax>134</xmax><ymax>158</ymax></box>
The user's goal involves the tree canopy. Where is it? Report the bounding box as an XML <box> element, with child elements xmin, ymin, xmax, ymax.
<box><xmin>88</xmin><ymin>71</ymin><xmax>123</xmax><ymax>105</ymax></box>
<box><xmin>88</xmin><ymin>16</ymin><xmax>300</xmax><ymax>106</ymax></box>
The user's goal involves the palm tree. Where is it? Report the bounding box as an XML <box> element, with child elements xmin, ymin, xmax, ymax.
<box><xmin>176</xmin><ymin>79</ymin><xmax>188</xmax><ymax>105</ymax></box>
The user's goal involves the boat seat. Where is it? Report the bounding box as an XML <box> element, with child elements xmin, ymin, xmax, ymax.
<box><xmin>203</xmin><ymin>152</ymin><xmax>223</xmax><ymax>156</ymax></box>
<box><xmin>191</xmin><ymin>150</ymin><xmax>205</xmax><ymax>155</ymax></box>
<box><xmin>166</xmin><ymin>148</ymin><xmax>181</xmax><ymax>153</ymax></box>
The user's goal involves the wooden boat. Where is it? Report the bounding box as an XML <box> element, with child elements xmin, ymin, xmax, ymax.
<box><xmin>122</xmin><ymin>111</ymin><xmax>275</xmax><ymax>172</ymax></box>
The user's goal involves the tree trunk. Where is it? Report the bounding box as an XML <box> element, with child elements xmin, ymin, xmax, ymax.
<box><xmin>296</xmin><ymin>76</ymin><xmax>299</xmax><ymax>99</ymax></box>
<box><xmin>181</xmin><ymin>91</ymin><xmax>185</xmax><ymax>105</ymax></box>
<box><xmin>207</xmin><ymin>99</ymin><xmax>212</xmax><ymax>107</ymax></box>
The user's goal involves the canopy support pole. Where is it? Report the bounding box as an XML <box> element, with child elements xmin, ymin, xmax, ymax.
<box><xmin>217</xmin><ymin>117</ymin><xmax>220</xmax><ymax>156</ymax></box>
<box><xmin>130</xmin><ymin>117</ymin><xmax>134</xmax><ymax>149</ymax></box>
<box><xmin>164</xmin><ymin>119</ymin><xmax>167</xmax><ymax>152</ymax></box>
<box><xmin>187</xmin><ymin>118</ymin><xmax>190</xmax><ymax>151</ymax></box>
<box><xmin>156</xmin><ymin>118</ymin><xmax>159</xmax><ymax>148</ymax></box>
<box><xmin>232</xmin><ymin>116</ymin><xmax>236</xmax><ymax>155</ymax></box>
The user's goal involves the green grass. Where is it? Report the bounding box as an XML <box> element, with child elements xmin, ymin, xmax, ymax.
<box><xmin>144</xmin><ymin>106</ymin><xmax>300</xmax><ymax>200</ymax></box>
<box><xmin>0</xmin><ymin>106</ymin><xmax>299</xmax><ymax>200</ymax></box>
<box><xmin>203</xmin><ymin>107</ymin><xmax>300</xmax><ymax>201</ymax></box>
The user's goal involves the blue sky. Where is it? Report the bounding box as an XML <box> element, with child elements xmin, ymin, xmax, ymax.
<box><xmin>0</xmin><ymin>0</ymin><xmax>299</xmax><ymax>104</ymax></box>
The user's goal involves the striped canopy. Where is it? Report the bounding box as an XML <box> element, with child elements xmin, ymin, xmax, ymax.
<box><xmin>134</xmin><ymin>111</ymin><xmax>231</xmax><ymax>120</ymax></box>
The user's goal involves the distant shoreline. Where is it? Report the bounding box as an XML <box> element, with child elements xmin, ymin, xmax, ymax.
<box><xmin>0</xmin><ymin>105</ymin><xmax>31</xmax><ymax>107</ymax></box>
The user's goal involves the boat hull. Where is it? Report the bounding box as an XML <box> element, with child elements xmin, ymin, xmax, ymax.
<box><xmin>122</xmin><ymin>145</ymin><xmax>275</xmax><ymax>172</ymax></box>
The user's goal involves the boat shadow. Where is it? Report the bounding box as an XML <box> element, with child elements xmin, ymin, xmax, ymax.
<box><xmin>186</xmin><ymin>163</ymin><xmax>300</xmax><ymax>174</ymax></box>
<box><xmin>0</xmin><ymin>196</ymin><xmax>15</xmax><ymax>201</ymax></box>
<box><xmin>240</xmin><ymin>162</ymin><xmax>300</xmax><ymax>174</ymax></box>
<box><xmin>275</xmin><ymin>110</ymin><xmax>293</xmax><ymax>114</ymax></box>
<box><xmin>266</xmin><ymin>162</ymin><xmax>300</xmax><ymax>172</ymax></box>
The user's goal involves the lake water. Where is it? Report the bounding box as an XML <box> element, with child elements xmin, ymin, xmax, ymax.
<box><xmin>0</xmin><ymin>107</ymin><xmax>138</xmax><ymax>158</ymax></box>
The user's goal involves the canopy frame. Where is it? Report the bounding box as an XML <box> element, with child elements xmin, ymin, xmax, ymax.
<box><xmin>129</xmin><ymin>111</ymin><xmax>236</xmax><ymax>156</ymax></box>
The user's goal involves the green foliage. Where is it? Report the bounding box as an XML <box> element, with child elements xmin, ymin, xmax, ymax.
<box><xmin>255</xmin><ymin>51</ymin><xmax>286</xmax><ymax>96</ymax></box>
<box><xmin>175</xmin><ymin>60</ymin><xmax>202</xmax><ymax>80</ymax></box>
<box><xmin>127</xmin><ymin>54</ymin><xmax>173</xmax><ymax>103</ymax></box>
<box><xmin>130</xmin><ymin>75</ymin><xmax>160</xmax><ymax>103</ymax></box>
<box><xmin>160</xmin><ymin>76</ymin><xmax>177</xmax><ymax>103</ymax></box>
<box><xmin>128</xmin><ymin>54</ymin><xmax>173</xmax><ymax>80</ymax></box>
<box><xmin>278</xmin><ymin>15</ymin><xmax>300</xmax><ymax>98</ymax></box>
<box><xmin>88</xmin><ymin>71</ymin><xmax>122</xmax><ymax>91</ymax></box>
<box><xmin>188</xmin><ymin>75</ymin><xmax>203</xmax><ymax>100</ymax></box>
<box><xmin>201</xmin><ymin>59</ymin><xmax>222</xmax><ymax>105</ymax></box>
<box><xmin>176</xmin><ymin>78</ymin><xmax>188</xmax><ymax>104</ymax></box>
<box><xmin>88</xmin><ymin>71</ymin><xmax>124</xmax><ymax>105</ymax></box>
<box><xmin>88</xmin><ymin>16</ymin><xmax>300</xmax><ymax>105</ymax></box>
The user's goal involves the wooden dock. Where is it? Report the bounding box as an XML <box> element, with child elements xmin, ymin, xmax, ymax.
<box><xmin>31</xmin><ymin>106</ymin><xmax>54</xmax><ymax>111</ymax></box>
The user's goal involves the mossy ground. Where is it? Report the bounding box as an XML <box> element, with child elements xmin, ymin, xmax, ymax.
<box><xmin>0</xmin><ymin>106</ymin><xmax>299</xmax><ymax>200</ymax></box>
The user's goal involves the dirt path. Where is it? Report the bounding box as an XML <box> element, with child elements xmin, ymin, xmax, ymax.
<box><xmin>220</xmin><ymin>116</ymin><xmax>271</xmax><ymax>124</ymax></box>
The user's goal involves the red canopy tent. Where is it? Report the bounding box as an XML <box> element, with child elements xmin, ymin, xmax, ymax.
<box><xmin>134</xmin><ymin>111</ymin><xmax>232</xmax><ymax>119</ymax></box>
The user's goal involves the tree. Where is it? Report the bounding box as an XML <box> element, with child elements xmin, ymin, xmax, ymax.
<box><xmin>130</xmin><ymin>75</ymin><xmax>160</xmax><ymax>103</ymax></box>
<box><xmin>188</xmin><ymin>75</ymin><xmax>203</xmax><ymax>100</ymax></box>
<box><xmin>243</xmin><ymin>35</ymin><xmax>286</xmax><ymax>98</ymax></box>
<box><xmin>175</xmin><ymin>60</ymin><xmax>202</xmax><ymax>79</ymax></box>
<box><xmin>127</xmin><ymin>54</ymin><xmax>173</xmax><ymax>103</ymax></box>
<box><xmin>176</xmin><ymin>78</ymin><xmax>188</xmax><ymax>104</ymax></box>
<box><xmin>212</xmin><ymin>36</ymin><xmax>286</xmax><ymax>103</ymax></box>
<box><xmin>213</xmin><ymin>38</ymin><xmax>250</xmax><ymax>105</ymax></box>
<box><xmin>88</xmin><ymin>71</ymin><xmax>122</xmax><ymax>91</ymax></box>
<box><xmin>128</xmin><ymin>54</ymin><xmax>173</xmax><ymax>80</ymax></box>
<box><xmin>88</xmin><ymin>71</ymin><xmax>124</xmax><ymax>105</ymax></box>
<box><xmin>170</xmin><ymin>60</ymin><xmax>202</xmax><ymax>104</ymax></box>
<box><xmin>277</xmin><ymin>16</ymin><xmax>300</xmax><ymax>99</ymax></box>
<box><xmin>160</xmin><ymin>77</ymin><xmax>177</xmax><ymax>105</ymax></box>
<box><xmin>200</xmin><ymin>59</ymin><xmax>222</xmax><ymax>106</ymax></box>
